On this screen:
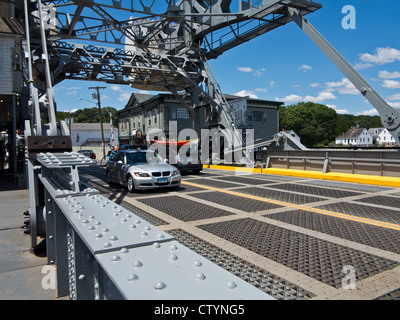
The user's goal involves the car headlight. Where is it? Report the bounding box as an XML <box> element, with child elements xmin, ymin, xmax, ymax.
<box><xmin>134</xmin><ymin>172</ymin><xmax>150</xmax><ymax>177</ymax></box>
<box><xmin>172</xmin><ymin>169</ymin><xmax>180</xmax><ymax>176</ymax></box>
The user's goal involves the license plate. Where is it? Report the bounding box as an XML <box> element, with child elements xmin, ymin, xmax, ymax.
<box><xmin>158</xmin><ymin>178</ymin><xmax>168</xmax><ymax>183</ymax></box>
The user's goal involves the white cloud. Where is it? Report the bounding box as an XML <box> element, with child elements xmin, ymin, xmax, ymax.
<box><xmin>360</xmin><ymin>47</ymin><xmax>400</xmax><ymax>65</ymax></box>
<box><xmin>255</xmin><ymin>88</ymin><xmax>268</xmax><ymax>92</ymax></box>
<box><xmin>110</xmin><ymin>85</ymin><xmax>124</xmax><ymax>92</ymax></box>
<box><xmin>387</xmin><ymin>93</ymin><xmax>400</xmax><ymax>101</ymax></box>
<box><xmin>63</xmin><ymin>108</ymin><xmax>79</xmax><ymax>113</ymax></box>
<box><xmin>325</xmin><ymin>78</ymin><xmax>359</xmax><ymax>95</ymax></box>
<box><xmin>275</xmin><ymin>94</ymin><xmax>303</xmax><ymax>103</ymax></box>
<box><xmin>388</xmin><ymin>102</ymin><xmax>400</xmax><ymax>108</ymax></box>
<box><xmin>326</xmin><ymin>104</ymin><xmax>350</xmax><ymax>114</ymax></box>
<box><xmin>382</xmin><ymin>80</ymin><xmax>400</xmax><ymax>89</ymax></box>
<box><xmin>66</xmin><ymin>90</ymin><xmax>77</xmax><ymax>95</ymax></box>
<box><xmin>237</xmin><ymin>66</ymin><xmax>266</xmax><ymax>77</ymax></box>
<box><xmin>310</xmin><ymin>83</ymin><xmax>321</xmax><ymax>88</ymax></box>
<box><xmin>356</xmin><ymin>108</ymin><xmax>379</xmax><ymax>116</ymax></box>
<box><xmin>275</xmin><ymin>90</ymin><xmax>336</xmax><ymax>104</ymax></box>
<box><xmin>118</xmin><ymin>92</ymin><xmax>132</xmax><ymax>102</ymax></box>
<box><xmin>304</xmin><ymin>90</ymin><xmax>337</xmax><ymax>103</ymax></box>
<box><xmin>237</xmin><ymin>67</ymin><xmax>253</xmax><ymax>73</ymax></box>
<box><xmin>353</xmin><ymin>62</ymin><xmax>373</xmax><ymax>70</ymax></box>
<box><xmin>298</xmin><ymin>64</ymin><xmax>312</xmax><ymax>72</ymax></box>
<box><xmin>379</xmin><ymin>70</ymin><xmax>400</xmax><ymax>79</ymax></box>
<box><xmin>234</xmin><ymin>90</ymin><xmax>258</xmax><ymax>99</ymax></box>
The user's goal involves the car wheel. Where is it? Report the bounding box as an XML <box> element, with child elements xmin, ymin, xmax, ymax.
<box><xmin>106</xmin><ymin>171</ymin><xmax>112</xmax><ymax>185</ymax></box>
<box><xmin>127</xmin><ymin>175</ymin><xmax>135</xmax><ymax>192</ymax></box>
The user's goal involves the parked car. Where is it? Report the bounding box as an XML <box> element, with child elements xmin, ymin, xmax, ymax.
<box><xmin>106</xmin><ymin>150</ymin><xmax>181</xmax><ymax>192</ymax></box>
<box><xmin>77</xmin><ymin>149</ymin><xmax>96</xmax><ymax>159</ymax></box>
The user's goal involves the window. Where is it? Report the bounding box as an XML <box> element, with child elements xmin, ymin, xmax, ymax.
<box><xmin>253</xmin><ymin>111</ymin><xmax>263</xmax><ymax>121</ymax></box>
<box><xmin>177</xmin><ymin>108</ymin><xmax>189</xmax><ymax>119</ymax></box>
<box><xmin>171</xmin><ymin>107</ymin><xmax>189</xmax><ymax>119</ymax></box>
<box><xmin>154</xmin><ymin>109</ymin><xmax>158</xmax><ymax>124</ymax></box>
<box><xmin>148</xmin><ymin>111</ymin><xmax>152</xmax><ymax>126</ymax></box>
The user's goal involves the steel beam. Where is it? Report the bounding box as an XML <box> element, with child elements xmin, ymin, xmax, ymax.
<box><xmin>287</xmin><ymin>7</ymin><xmax>400</xmax><ymax>146</ymax></box>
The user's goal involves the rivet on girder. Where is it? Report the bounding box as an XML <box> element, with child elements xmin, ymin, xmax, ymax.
<box><xmin>109</xmin><ymin>235</ymin><xmax>118</xmax><ymax>241</ymax></box>
<box><xmin>169</xmin><ymin>254</ymin><xmax>178</xmax><ymax>261</ymax></box>
<box><xmin>132</xmin><ymin>260</ymin><xmax>143</xmax><ymax>268</ymax></box>
<box><xmin>153</xmin><ymin>242</ymin><xmax>161</xmax><ymax>249</ymax></box>
<box><xmin>120</xmin><ymin>248</ymin><xmax>129</xmax><ymax>254</ymax></box>
<box><xmin>154</xmin><ymin>281</ymin><xmax>166</xmax><ymax>290</ymax></box>
<box><xmin>104</xmin><ymin>242</ymin><xmax>112</xmax><ymax>248</ymax></box>
<box><xmin>170</xmin><ymin>245</ymin><xmax>178</xmax><ymax>251</ymax></box>
<box><xmin>195</xmin><ymin>273</ymin><xmax>206</xmax><ymax>280</ymax></box>
<box><xmin>194</xmin><ymin>260</ymin><xmax>202</xmax><ymax>267</ymax></box>
<box><xmin>111</xmin><ymin>255</ymin><xmax>121</xmax><ymax>261</ymax></box>
<box><xmin>127</xmin><ymin>273</ymin><xmax>139</xmax><ymax>281</ymax></box>
<box><xmin>226</xmin><ymin>281</ymin><xmax>237</xmax><ymax>289</ymax></box>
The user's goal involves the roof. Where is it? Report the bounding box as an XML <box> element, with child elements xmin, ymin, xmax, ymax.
<box><xmin>70</xmin><ymin>123</ymin><xmax>114</xmax><ymax>131</ymax></box>
<box><xmin>336</xmin><ymin>127</ymin><xmax>367</xmax><ymax>140</ymax></box>
<box><xmin>120</xmin><ymin>92</ymin><xmax>283</xmax><ymax>113</ymax></box>
<box><xmin>368</xmin><ymin>128</ymin><xmax>384</xmax><ymax>137</ymax></box>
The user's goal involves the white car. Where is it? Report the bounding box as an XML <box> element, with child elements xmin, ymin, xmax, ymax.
<box><xmin>106</xmin><ymin>150</ymin><xmax>181</xmax><ymax>192</ymax></box>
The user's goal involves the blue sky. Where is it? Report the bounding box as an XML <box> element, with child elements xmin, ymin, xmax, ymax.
<box><xmin>55</xmin><ymin>0</ymin><xmax>400</xmax><ymax>117</ymax></box>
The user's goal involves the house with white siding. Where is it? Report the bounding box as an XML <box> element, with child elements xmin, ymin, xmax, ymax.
<box><xmin>335</xmin><ymin>127</ymin><xmax>373</xmax><ymax>147</ymax></box>
<box><xmin>376</xmin><ymin>128</ymin><xmax>398</xmax><ymax>147</ymax></box>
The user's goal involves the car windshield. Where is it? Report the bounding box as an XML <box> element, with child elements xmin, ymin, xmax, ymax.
<box><xmin>125</xmin><ymin>151</ymin><xmax>163</xmax><ymax>164</ymax></box>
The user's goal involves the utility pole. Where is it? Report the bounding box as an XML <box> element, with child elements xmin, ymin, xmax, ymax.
<box><xmin>89</xmin><ymin>86</ymin><xmax>106</xmax><ymax>159</ymax></box>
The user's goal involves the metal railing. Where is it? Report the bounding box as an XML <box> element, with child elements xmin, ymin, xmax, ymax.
<box><xmin>264</xmin><ymin>149</ymin><xmax>400</xmax><ymax>177</ymax></box>
<box><xmin>32</xmin><ymin>152</ymin><xmax>272</xmax><ymax>300</ymax></box>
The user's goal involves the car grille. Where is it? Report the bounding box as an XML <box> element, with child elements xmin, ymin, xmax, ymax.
<box><xmin>152</xmin><ymin>171</ymin><xmax>171</xmax><ymax>177</ymax></box>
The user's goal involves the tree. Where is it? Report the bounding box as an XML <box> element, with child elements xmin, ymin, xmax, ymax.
<box><xmin>280</xmin><ymin>102</ymin><xmax>338</xmax><ymax>146</ymax></box>
<box><xmin>56</xmin><ymin>107</ymin><xmax>118</xmax><ymax>126</ymax></box>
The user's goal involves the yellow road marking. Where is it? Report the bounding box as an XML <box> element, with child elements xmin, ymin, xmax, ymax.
<box><xmin>182</xmin><ymin>180</ymin><xmax>400</xmax><ymax>231</ymax></box>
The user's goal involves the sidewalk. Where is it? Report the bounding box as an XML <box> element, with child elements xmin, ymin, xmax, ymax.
<box><xmin>0</xmin><ymin>171</ymin><xmax>58</xmax><ymax>299</ymax></box>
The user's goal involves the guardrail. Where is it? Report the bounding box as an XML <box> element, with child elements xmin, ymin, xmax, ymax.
<box><xmin>32</xmin><ymin>152</ymin><xmax>272</xmax><ymax>300</ymax></box>
<box><xmin>264</xmin><ymin>149</ymin><xmax>400</xmax><ymax>177</ymax></box>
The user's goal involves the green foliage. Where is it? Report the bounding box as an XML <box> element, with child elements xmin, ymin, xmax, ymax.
<box><xmin>279</xmin><ymin>102</ymin><xmax>382</xmax><ymax>147</ymax></box>
<box><xmin>279</xmin><ymin>102</ymin><xmax>337</xmax><ymax>146</ymax></box>
<box><xmin>56</xmin><ymin>107</ymin><xmax>118</xmax><ymax>126</ymax></box>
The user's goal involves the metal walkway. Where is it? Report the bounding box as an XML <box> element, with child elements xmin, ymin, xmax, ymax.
<box><xmin>2</xmin><ymin>166</ymin><xmax>400</xmax><ymax>300</ymax></box>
